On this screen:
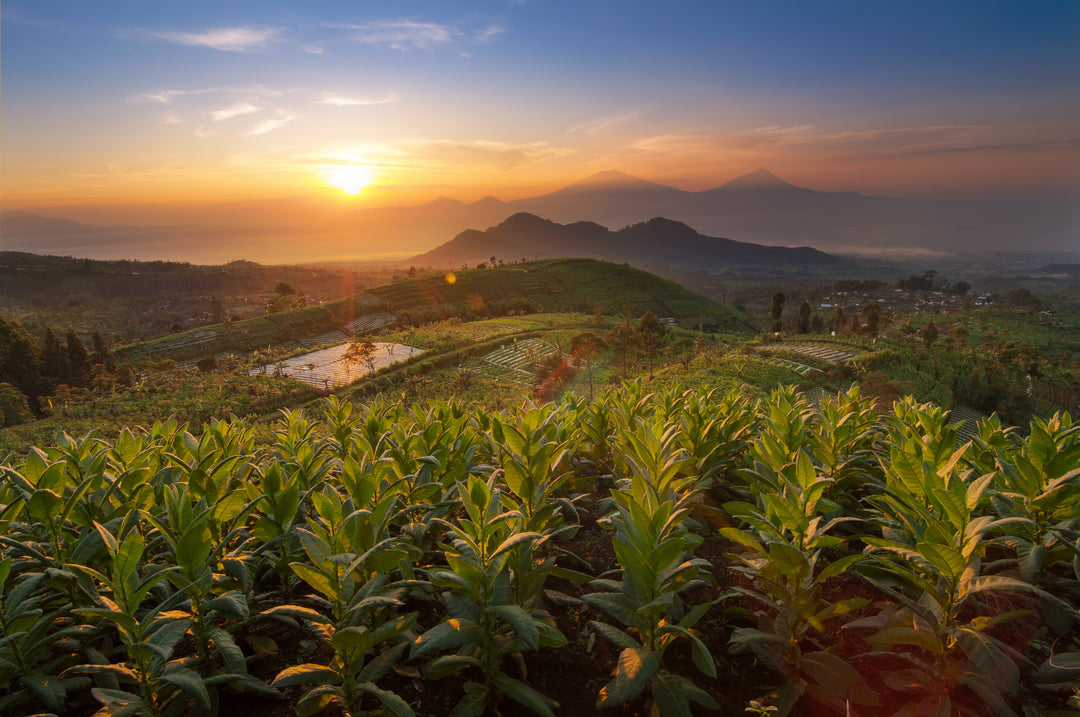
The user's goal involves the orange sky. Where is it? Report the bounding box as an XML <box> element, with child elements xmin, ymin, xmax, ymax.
<box><xmin>2</xmin><ymin>2</ymin><xmax>1078</xmax><ymax>229</ymax></box>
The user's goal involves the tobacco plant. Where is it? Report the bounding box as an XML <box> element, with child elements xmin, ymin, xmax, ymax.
<box><xmin>266</xmin><ymin>482</ymin><xmax>419</xmax><ymax>716</ymax></box>
<box><xmin>411</xmin><ymin>476</ymin><xmax>566</xmax><ymax>717</ymax></box>
<box><xmin>722</xmin><ymin>451</ymin><xmax>872</xmax><ymax>715</ymax></box>
<box><xmin>585</xmin><ymin>480</ymin><xmax>718</xmax><ymax>715</ymax></box>
<box><xmin>856</xmin><ymin>423</ymin><xmax>1039</xmax><ymax>716</ymax></box>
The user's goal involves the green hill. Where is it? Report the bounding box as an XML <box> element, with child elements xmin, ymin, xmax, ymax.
<box><xmin>116</xmin><ymin>259</ymin><xmax>750</xmax><ymax>364</ymax></box>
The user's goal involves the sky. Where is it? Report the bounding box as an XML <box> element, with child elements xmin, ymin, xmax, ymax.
<box><xmin>2</xmin><ymin>0</ymin><xmax>1079</xmax><ymax>225</ymax></box>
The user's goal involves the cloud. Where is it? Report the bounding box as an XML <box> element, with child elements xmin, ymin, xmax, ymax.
<box><xmin>569</xmin><ymin>112</ymin><xmax>639</xmax><ymax>135</ymax></box>
<box><xmin>127</xmin><ymin>85</ymin><xmax>283</xmax><ymax>105</ymax></box>
<box><xmin>211</xmin><ymin>102</ymin><xmax>260</xmax><ymax>122</ymax></box>
<box><xmin>474</xmin><ymin>25</ymin><xmax>505</xmax><ymax>43</ymax></box>
<box><xmin>329</xmin><ymin>20</ymin><xmax>460</xmax><ymax>50</ymax></box>
<box><xmin>247</xmin><ymin>115</ymin><xmax>294</xmax><ymax>136</ymax></box>
<box><xmin>148</xmin><ymin>26</ymin><xmax>280</xmax><ymax>52</ymax></box>
<box><xmin>316</xmin><ymin>92</ymin><xmax>399</xmax><ymax>107</ymax></box>
<box><xmin>398</xmin><ymin>139</ymin><xmax>569</xmax><ymax>170</ymax></box>
<box><xmin>128</xmin><ymin>88</ymin><xmax>213</xmax><ymax>104</ymax></box>
<box><xmin>304</xmin><ymin>45</ymin><xmax>325</xmax><ymax>55</ymax></box>
<box><xmin>160</xmin><ymin>112</ymin><xmax>183</xmax><ymax>125</ymax></box>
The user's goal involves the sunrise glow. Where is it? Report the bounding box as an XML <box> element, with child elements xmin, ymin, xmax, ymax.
<box><xmin>0</xmin><ymin>1</ymin><xmax>1076</xmax><ymax>264</ymax></box>
<box><xmin>324</xmin><ymin>166</ymin><xmax>376</xmax><ymax>196</ymax></box>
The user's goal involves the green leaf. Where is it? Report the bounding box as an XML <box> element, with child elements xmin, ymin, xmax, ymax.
<box><xmin>958</xmin><ymin>575</ymin><xmax>1037</xmax><ymax>603</ymax></box>
<box><xmin>491</xmin><ymin>674</ymin><xmax>557</xmax><ymax>717</ymax></box>
<box><xmin>357</xmin><ymin>682</ymin><xmax>416</xmax><ymax>717</ymax></box>
<box><xmin>799</xmin><ymin>651</ymin><xmax>863</xmax><ymax>698</ymax></box>
<box><xmin>410</xmin><ymin>618</ymin><xmax>483</xmax><ymax>660</ymax></box>
<box><xmin>421</xmin><ymin>654</ymin><xmax>481</xmax><ymax>680</ymax></box>
<box><xmin>260</xmin><ymin>604</ymin><xmax>332</xmax><ymax>624</ymax></box>
<box><xmin>114</xmin><ymin>532</ymin><xmax>144</xmax><ymax>588</ymax></box>
<box><xmin>1034</xmin><ymin>651</ymin><xmax>1080</xmax><ymax>685</ymax></box>
<box><xmin>290</xmin><ymin>563</ymin><xmax>336</xmax><ymax>601</ymax></box>
<box><xmin>489</xmin><ymin>604</ymin><xmax>540</xmax><ymax>652</ymax></box>
<box><xmin>916</xmin><ymin>542</ymin><xmax>965</xmax><ymax>581</ymax></box>
<box><xmin>449</xmin><ymin>682</ymin><xmax>489</xmax><ymax>717</ymax></box>
<box><xmin>159</xmin><ymin>665</ymin><xmax>211</xmax><ymax>711</ymax></box>
<box><xmin>295</xmin><ymin>685</ymin><xmax>342</xmax><ymax>717</ymax></box>
<box><xmin>596</xmin><ymin>647</ymin><xmax>660</xmax><ymax>707</ymax></box>
<box><xmin>650</xmin><ymin>670</ymin><xmax>692</xmax><ymax>717</ymax></box>
<box><xmin>271</xmin><ymin>663</ymin><xmax>342</xmax><ymax>688</ymax></box>
<box><xmin>204</xmin><ymin>591</ymin><xmax>249</xmax><ymax>620</ymax></box>
<box><xmin>207</xmin><ymin>627</ymin><xmax>247</xmax><ymax>675</ymax></box>
<box><xmin>589</xmin><ymin>621</ymin><xmax>640</xmax><ymax>651</ymax></box>
<box><xmin>21</xmin><ymin>673</ymin><xmax>66</xmax><ymax>711</ymax></box>
<box><xmin>147</xmin><ymin>617</ymin><xmax>191</xmax><ymax>654</ymax></box>
<box><xmin>27</xmin><ymin>489</ymin><xmax>63</xmax><ymax>523</ymax></box>
<box><xmin>491</xmin><ymin>531</ymin><xmax>541</xmax><ymax>559</ymax></box>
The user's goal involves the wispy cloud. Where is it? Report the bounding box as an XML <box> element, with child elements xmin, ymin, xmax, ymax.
<box><xmin>211</xmin><ymin>102</ymin><xmax>260</xmax><ymax>122</ymax></box>
<box><xmin>247</xmin><ymin>115</ymin><xmax>295</xmax><ymax>136</ymax></box>
<box><xmin>128</xmin><ymin>88</ymin><xmax>213</xmax><ymax>104</ymax></box>
<box><xmin>398</xmin><ymin>139</ymin><xmax>569</xmax><ymax>170</ymax></box>
<box><xmin>127</xmin><ymin>85</ymin><xmax>283</xmax><ymax>105</ymax></box>
<box><xmin>316</xmin><ymin>92</ymin><xmax>399</xmax><ymax>107</ymax></box>
<box><xmin>474</xmin><ymin>25</ymin><xmax>505</xmax><ymax>43</ymax></box>
<box><xmin>570</xmin><ymin>112</ymin><xmax>639</xmax><ymax>135</ymax></box>
<box><xmin>329</xmin><ymin>20</ymin><xmax>460</xmax><ymax>51</ymax></box>
<box><xmin>147</xmin><ymin>26</ymin><xmax>280</xmax><ymax>52</ymax></box>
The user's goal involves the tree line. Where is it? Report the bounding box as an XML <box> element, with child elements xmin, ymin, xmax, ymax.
<box><xmin>0</xmin><ymin>316</ymin><xmax>126</xmax><ymax>427</ymax></box>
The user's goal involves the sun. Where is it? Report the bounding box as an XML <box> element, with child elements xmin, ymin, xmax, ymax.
<box><xmin>324</xmin><ymin>165</ymin><xmax>375</xmax><ymax>195</ymax></box>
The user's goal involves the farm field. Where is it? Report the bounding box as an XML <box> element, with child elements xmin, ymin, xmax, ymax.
<box><xmin>251</xmin><ymin>342</ymin><xmax>424</xmax><ymax>388</ymax></box>
<box><xmin>1</xmin><ymin>385</ymin><xmax>1077</xmax><ymax>717</ymax></box>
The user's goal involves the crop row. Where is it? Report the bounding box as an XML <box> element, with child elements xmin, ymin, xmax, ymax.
<box><xmin>0</xmin><ymin>385</ymin><xmax>1077</xmax><ymax>716</ymax></box>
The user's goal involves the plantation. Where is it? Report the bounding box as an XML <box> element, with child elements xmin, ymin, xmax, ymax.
<box><xmin>1</xmin><ymin>384</ymin><xmax>1078</xmax><ymax>717</ymax></box>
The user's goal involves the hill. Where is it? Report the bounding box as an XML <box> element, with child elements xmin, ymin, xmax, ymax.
<box><xmin>113</xmin><ymin>258</ymin><xmax>751</xmax><ymax>365</ymax></box>
<box><xmin>410</xmin><ymin>213</ymin><xmax>844</xmax><ymax>270</ymax></box>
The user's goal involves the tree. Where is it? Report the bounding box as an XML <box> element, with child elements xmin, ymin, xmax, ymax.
<box><xmin>769</xmin><ymin>292</ymin><xmax>786</xmax><ymax>333</ymax></box>
<box><xmin>810</xmin><ymin>314</ymin><xmax>825</xmax><ymax>334</ymax></box>
<box><xmin>863</xmin><ymin>304</ymin><xmax>880</xmax><ymax>337</ymax></box>
<box><xmin>920</xmin><ymin>318</ymin><xmax>939</xmax><ymax>348</ymax></box>
<box><xmin>570</xmin><ymin>331</ymin><xmax>606</xmax><ymax>401</ymax></box>
<box><xmin>271</xmin><ymin>282</ymin><xmax>300</xmax><ymax>312</ymax></box>
<box><xmin>40</xmin><ymin>326</ymin><xmax>71</xmax><ymax>385</ymax></box>
<box><xmin>833</xmin><ymin>306</ymin><xmax>846</xmax><ymax>334</ymax></box>
<box><xmin>0</xmin><ymin>316</ymin><xmax>42</xmax><ymax>399</ymax></box>
<box><xmin>343</xmin><ymin>339</ymin><xmax>378</xmax><ymax>376</ymax></box>
<box><xmin>605</xmin><ymin>317</ymin><xmax>636</xmax><ymax>374</ymax></box>
<box><xmin>636</xmin><ymin>311</ymin><xmax>669</xmax><ymax>378</ymax></box>
<box><xmin>797</xmin><ymin>301</ymin><xmax>811</xmax><ymax>334</ymax></box>
<box><xmin>210</xmin><ymin>296</ymin><xmax>228</xmax><ymax>324</ymax></box>
<box><xmin>0</xmin><ymin>382</ymin><xmax>33</xmax><ymax>427</ymax></box>
<box><xmin>593</xmin><ymin>303</ymin><xmax>605</xmax><ymax>330</ymax></box>
<box><xmin>65</xmin><ymin>329</ymin><xmax>93</xmax><ymax>386</ymax></box>
<box><xmin>91</xmin><ymin>331</ymin><xmax>118</xmax><ymax>374</ymax></box>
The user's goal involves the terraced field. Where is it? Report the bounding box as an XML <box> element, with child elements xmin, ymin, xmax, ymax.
<box><xmin>251</xmin><ymin>341</ymin><xmax>423</xmax><ymax>388</ymax></box>
<box><xmin>758</xmin><ymin>342</ymin><xmax>856</xmax><ymax>365</ymax></box>
<box><xmin>462</xmin><ymin>337</ymin><xmax>564</xmax><ymax>384</ymax></box>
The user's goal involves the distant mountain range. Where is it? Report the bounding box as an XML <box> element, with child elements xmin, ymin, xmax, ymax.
<box><xmin>2</xmin><ymin>169</ymin><xmax>1076</xmax><ymax>265</ymax></box>
<box><xmin>353</xmin><ymin>168</ymin><xmax>1077</xmax><ymax>261</ymax></box>
<box><xmin>411</xmin><ymin>213</ymin><xmax>844</xmax><ymax>270</ymax></box>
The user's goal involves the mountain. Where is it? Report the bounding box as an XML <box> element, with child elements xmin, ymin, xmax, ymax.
<box><xmin>411</xmin><ymin>212</ymin><xmax>844</xmax><ymax>270</ymax></box>
<box><xmin>6</xmin><ymin>169</ymin><xmax>1076</xmax><ymax>264</ymax></box>
<box><xmin>385</xmin><ymin>169</ymin><xmax>1080</xmax><ymax>260</ymax></box>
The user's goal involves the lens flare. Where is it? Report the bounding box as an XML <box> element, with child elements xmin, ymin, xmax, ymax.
<box><xmin>324</xmin><ymin>166</ymin><xmax>374</xmax><ymax>195</ymax></box>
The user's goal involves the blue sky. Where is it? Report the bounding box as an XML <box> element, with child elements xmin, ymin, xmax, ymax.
<box><xmin>2</xmin><ymin>0</ymin><xmax>1078</xmax><ymax>217</ymax></box>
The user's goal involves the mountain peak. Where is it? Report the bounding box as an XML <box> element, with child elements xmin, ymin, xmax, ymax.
<box><xmin>470</xmin><ymin>195</ymin><xmax>506</xmax><ymax>209</ymax></box>
<box><xmin>565</xmin><ymin>170</ymin><xmax>676</xmax><ymax>192</ymax></box>
<box><xmin>717</xmin><ymin>168</ymin><xmax>795</xmax><ymax>191</ymax></box>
